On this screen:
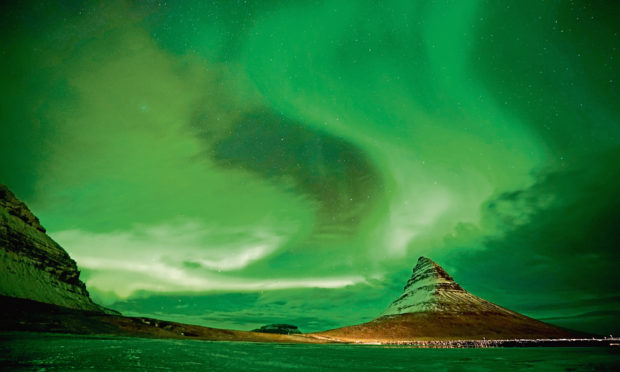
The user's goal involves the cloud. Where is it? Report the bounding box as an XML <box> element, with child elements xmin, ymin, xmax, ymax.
<box><xmin>54</xmin><ymin>220</ymin><xmax>284</xmax><ymax>271</ymax></box>
<box><xmin>52</xmin><ymin>220</ymin><xmax>366</xmax><ymax>298</ymax></box>
<box><xmin>205</xmin><ymin>110</ymin><xmax>384</xmax><ymax>238</ymax></box>
<box><xmin>439</xmin><ymin>148</ymin><xmax>620</xmax><ymax>325</ymax></box>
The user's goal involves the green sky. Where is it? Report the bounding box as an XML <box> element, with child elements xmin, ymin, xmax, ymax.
<box><xmin>1</xmin><ymin>0</ymin><xmax>619</xmax><ymax>334</ymax></box>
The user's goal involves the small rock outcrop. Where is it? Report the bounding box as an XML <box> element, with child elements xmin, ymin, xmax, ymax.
<box><xmin>252</xmin><ymin>324</ymin><xmax>301</xmax><ymax>335</ymax></box>
<box><xmin>0</xmin><ymin>184</ymin><xmax>103</xmax><ymax>312</ymax></box>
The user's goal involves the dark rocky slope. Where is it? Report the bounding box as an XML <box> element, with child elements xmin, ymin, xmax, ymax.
<box><xmin>0</xmin><ymin>184</ymin><xmax>103</xmax><ymax>312</ymax></box>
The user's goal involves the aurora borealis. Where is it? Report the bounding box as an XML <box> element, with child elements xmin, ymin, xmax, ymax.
<box><xmin>1</xmin><ymin>0</ymin><xmax>618</xmax><ymax>334</ymax></box>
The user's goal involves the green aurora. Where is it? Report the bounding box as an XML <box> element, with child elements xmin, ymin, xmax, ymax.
<box><xmin>1</xmin><ymin>0</ymin><xmax>618</xmax><ymax>334</ymax></box>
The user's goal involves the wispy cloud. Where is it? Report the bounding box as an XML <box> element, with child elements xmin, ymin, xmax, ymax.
<box><xmin>52</xmin><ymin>220</ymin><xmax>365</xmax><ymax>298</ymax></box>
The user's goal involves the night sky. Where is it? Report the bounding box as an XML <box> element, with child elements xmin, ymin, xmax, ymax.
<box><xmin>1</xmin><ymin>0</ymin><xmax>619</xmax><ymax>334</ymax></box>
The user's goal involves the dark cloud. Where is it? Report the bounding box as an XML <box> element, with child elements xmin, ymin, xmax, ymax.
<box><xmin>539</xmin><ymin>311</ymin><xmax>620</xmax><ymax>336</ymax></box>
<box><xmin>206</xmin><ymin>111</ymin><xmax>383</xmax><ymax>237</ymax></box>
<box><xmin>444</xmin><ymin>148</ymin><xmax>620</xmax><ymax>333</ymax></box>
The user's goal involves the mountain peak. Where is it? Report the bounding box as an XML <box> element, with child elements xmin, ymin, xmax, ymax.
<box><xmin>381</xmin><ymin>256</ymin><xmax>505</xmax><ymax>316</ymax></box>
<box><xmin>409</xmin><ymin>256</ymin><xmax>461</xmax><ymax>289</ymax></box>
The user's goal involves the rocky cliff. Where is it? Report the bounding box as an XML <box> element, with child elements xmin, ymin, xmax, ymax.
<box><xmin>0</xmin><ymin>184</ymin><xmax>102</xmax><ymax>312</ymax></box>
<box><xmin>313</xmin><ymin>257</ymin><xmax>582</xmax><ymax>341</ymax></box>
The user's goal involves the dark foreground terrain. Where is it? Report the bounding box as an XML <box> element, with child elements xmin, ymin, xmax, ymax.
<box><xmin>1</xmin><ymin>332</ymin><xmax>619</xmax><ymax>371</ymax></box>
<box><xmin>3</xmin><ymin>295</ymin><xmax>617</xmax><ymax>349</ymax></box>
<box><xmin>0</xmin><ymin>295</ymin><xmax>324</xmax><ymax>344</ymax></box>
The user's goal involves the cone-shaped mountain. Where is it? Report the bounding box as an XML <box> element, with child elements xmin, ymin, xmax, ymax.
<box><xmin>313</xmin><ymin>257</ymin><xmax>583</xmax><ymax>342</ymax></box>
